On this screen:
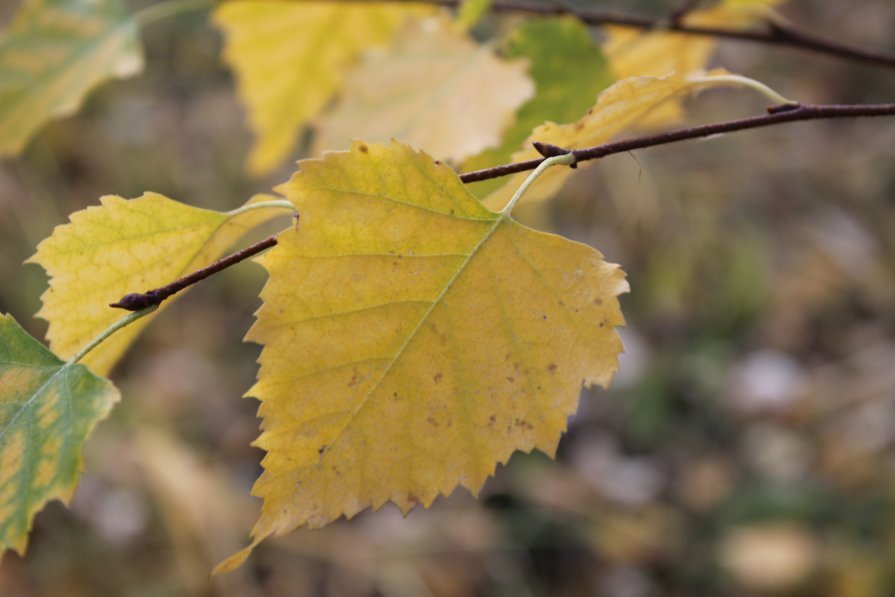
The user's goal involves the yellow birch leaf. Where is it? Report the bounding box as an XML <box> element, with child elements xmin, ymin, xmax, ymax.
<box><xmin>312</xmin><ymin>17</ymin><xmax>534</xmax><ymax>162</ymax></box>
<box><xmin>216</xmin><ymin>140</ymin><xmax>627</xmax><ymax>573</ymax></box>
<box><xmin>604</xmin><ymin>0</ymin><xmax>783</xmax><ymax>80</ymax></box>
<box><xmin>214</xmin><ymin>1</ymin><xmax>426</xmax><ymax>175</ymax></box>
<box><xmin>0</xmin><ymin>313</ymin><xmax>119</xmax><ymax>555</ymax></box>
<box><xmin>482</xmin><ymin>70</ymin><xmax>773</xmax><ymax>210</ymax></box>
<box><xmin>0</xmin><ymin>0</ymin><xmax>143</xmax><ymax>155</ymax></box>
<box><xmin>28</xmin><ymin>194</ymin><xmax>291</xmax><ymax>376</ymax></box>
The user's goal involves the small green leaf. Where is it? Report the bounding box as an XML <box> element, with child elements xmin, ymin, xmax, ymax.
<box><xmin>0</xmin><ymin>0</ymin><xmax>143</xmax><ymax>156</ymax></box>
<box><xmin>458</xmin><ymin>0</ymin><xmax>492</xmax><ymax>29</ymax></box>
<box><xmin>462</xmin><ymin>17</ymin><xmax>614</xmax><ymax>197</ymax></box>
<box><xmin>0</xmin><ymin>314</ymin><xmax>120</xmax><ymax>555</ymax></box>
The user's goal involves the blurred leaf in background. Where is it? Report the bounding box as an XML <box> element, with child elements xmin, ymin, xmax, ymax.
<box><xmin>0</xmin><ymin>0</ymin><xmax>143</xmax><ymax>156</ymax></box>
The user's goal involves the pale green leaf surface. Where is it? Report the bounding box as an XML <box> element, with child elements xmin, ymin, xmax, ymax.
<box><xmin>0</xmin><ymin>0</ymin><xmax>143</xmax><ymax>155</ymax></box>
<box><xmin>214</xmin><ymin>1</ymin><xmax>426</xmax><ymax>175</ymax></box>
<box><xmin>0</xmin><ymin>313</ymin><xmax>119</xmax><ymax>555</ymax></box>
<box><xmin>216</xmin><ymin>141</ymin><xmax>627</xmax><ymax>573</ymax></box>
<box><xmin>462</xmin><ymin>16</ymin><xmax>613</xmax><ymax>198</ymax></box>
<box><xmin>28</xmin><ymin>193</ymin><xmax>289</xmax><ymax>375</ymax></box>
<box><xmin>313</xmin><ymin>17</ymin><xmax>533</xmax><ymax>163</ymax></box>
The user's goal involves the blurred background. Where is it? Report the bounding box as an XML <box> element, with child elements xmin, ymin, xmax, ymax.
<box><xmin>1</xmin><ymin>0</ymin><xmax>895</xmax><ymax>595</ymax></box>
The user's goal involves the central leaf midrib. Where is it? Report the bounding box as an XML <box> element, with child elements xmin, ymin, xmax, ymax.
<box><xmin>319</xmin><ymin>214</ymin><xmax>505</xmax><ymax>457</ymax></box>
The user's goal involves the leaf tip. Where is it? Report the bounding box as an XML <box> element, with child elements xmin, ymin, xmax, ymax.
<box><xmin>212</xmin><ymin>543</ymin><xmax>256</xmax><ymax>576</ymax></box>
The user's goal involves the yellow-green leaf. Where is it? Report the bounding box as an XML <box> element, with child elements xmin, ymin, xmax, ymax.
<box><xmin>0</xmin><ymin>0</ymin><xmax>143</xmax><ymax>156</ymax></box>
<box><xmin>457</xmin><ymin>0</ymin><xmax>492</xmax><ymax>30</ymax></box>
<box><xmin>313</xmin><ymin>17</ymin><xmax>534</xmax><ymax>162</ymax></box>
<box><xmin>462</xmin><ymin>16</ymin><xmax>613</xmax><ymax>198</ymax></box>
<box><xmin>604</xmin><ymin>0</ymin><xmax>783</xmax><ymax>79</ymax></box>
<box><xmin>28</xmin><ymin>193</ymin><xmax>291</xmax><ymax>376</ymax></box>
<box><xmin>214</xmin><ymin>1</ymin><xmax>426</xmax><ymax>175</ymax></box>
<box><xmin>483</xmin><ymin>70</ymin><xmax>773</xmax><ymax>210</ymax></box>
<box><xmin>0</xmin><ymin>313</ymin><xmax>119</xmax><ymax>555</ymax></box>
<box><xmin>217</xmin><ymin>141</ymin><xmax>627</xmax><ymax>573</ymax></box>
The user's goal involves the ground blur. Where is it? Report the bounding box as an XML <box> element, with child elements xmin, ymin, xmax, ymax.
<box><xmin>1</xmin><ymin>1</ymin><xmax>895</xmax><ymax>595</ymax></box>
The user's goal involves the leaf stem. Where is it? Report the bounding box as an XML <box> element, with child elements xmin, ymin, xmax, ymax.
<box><xmin>134</xmin><ymin>0</ymin><xmax>213</xmax><ymax>28</ymax></box>
<box><xmin>67</xmin><ymin>306</ymin><xmax>159</xmax><ymax>365</ymax></box>
<box><xmin>226</xmin><ymin>200</ymin><xmax>296</xmax><ymax>218</ymax></box>
<box><xmin>501</xmin><ymin>153</ymin><xmax>576</xmax><ymax>215</ymax></box>
<box><xmin>690</xmin><ymin>74</ymin><xmax>794</xmax><ymax>106</ymax></box>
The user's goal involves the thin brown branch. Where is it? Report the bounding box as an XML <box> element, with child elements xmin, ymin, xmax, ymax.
<box><xmin>460</xmin><ymin>102</ymin><xmax>895</xmax><ymax>183</ymax></box>
<box><xmin>110</xmin><ymin>102</ymin><xmax>895</xmax><ymax>311</ymax></box>
<box><xmin>328</xmin><ymin>0</ymin><xmax>895</xmax><ymax>69</ymax></box>
<box><xmin>110</xmin><ymin>234</ymin><xmax>281</xmax><ymax>310</ymax></box>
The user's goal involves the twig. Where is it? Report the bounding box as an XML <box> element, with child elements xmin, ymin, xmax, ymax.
<box><xmin>110</xmin><ymin>235</ymin><xmax>280</xmax><ymax>310</ymax></box>
<box><xmin>110</xmin><ymin>102</ymin><xmax>895</xmax><ymax>311</ymax></box>
<box><xmin>316</xmin><ymin>0</ymin><xmax>895</xmax><ymax>69</ymax></box>
<box><xmin>460</xmin><ymin>102</ymin><xmax>895</xmax><ymax>183</ymax></box>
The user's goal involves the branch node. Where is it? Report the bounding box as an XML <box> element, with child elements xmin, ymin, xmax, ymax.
<box><xmin>767</xmin><ymin>102</ymin><xmax>802</xmax><ymax>114</ymax></box>
<box><xmin>533</xmin><ymin>142</ymin><xmax>578</xmax><ymax>168</ymax></box>
<box><xmin>668</xmin><ymin>0</ymin><xmax>700</xmax><ymax>28</ymax></box>
<box><xmin>110</xmin><ymin>292</ymin><xmax>162</xmax><ymax>311</ymax></box>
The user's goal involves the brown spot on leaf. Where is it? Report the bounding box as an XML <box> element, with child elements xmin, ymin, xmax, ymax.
<box><xmin>348</xmin><ymin>371</ymin><xmax>361</xmax><ymax>387</ymax></box>
<box><xmin>488</xmin><ymin>415</ymin><xmax>496</xmax><ymax>427</ymax></box>
<box><xmin>318</xmin><ymin>445</ymin><xmax>327</xmax><ymax>455</ymax></box>
<box><xmin>547</xmin><ymin>363</ymin><xmax>557</xmax><ymax>374</ymax></box>
<box><xmin>427</xmin><ymin>416</ymin><xmax>438</xmax><ymax>427</ymax></box>
<box><xmin>507</xmin><ymin>376</ymin><xmax>514</xmax><ymax>383</ymax></box>
<box><xmin>358</xmin><ymin>144</ymin><xmax>369</xmax><ymax>153</ymax></box>
<box><xmin>594</xmin><ymin>297</ymin><xmax>604</xmax><ymax>306</ymax></box>
<box><xmin>433</xmin><ymin>372</ymin><xmax>443</xmax><ymax>384</ymax></box>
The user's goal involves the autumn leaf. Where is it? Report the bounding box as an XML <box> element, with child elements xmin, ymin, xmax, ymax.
<box><xmin>216</xmin><ymin>141</ymin><xmax>627</xmax><ymax>573</ymax></box>
<box><xmin>28</xmin><ymin>194</ymin><xmax>291</xmax><ymax>376</ymax></box>
<box><xmin>462</xmin><ymin>16</ymin><xmax>613</xmax><ymax>198</ymax></box>
<box><xmin>0</xmin><ymin>313</ymin><xmax>119</xmax><ymax>555</ymax></box>
<box><xmin>604</xmin><ymin>0</ymin><xmax>784</xmax><ymax>79</ymax></box>
<box><xmin>214</xmin><ymin>1</ymin><xmax>426</xmax><ymax>175</ymax></box>
<box><xmin>483</xmin><ymin>70</ymin><xmax>785</xmax><ymax>209</ymax></box>
<box><xmin>313</xmin><ymin>17</ymin><xmax>533</xmax><ymax>163</ymax></box>
<box><xmin>0</xmin><ymin>0</ymin><xmax>143</xmax><ymax>156</ymax></box>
